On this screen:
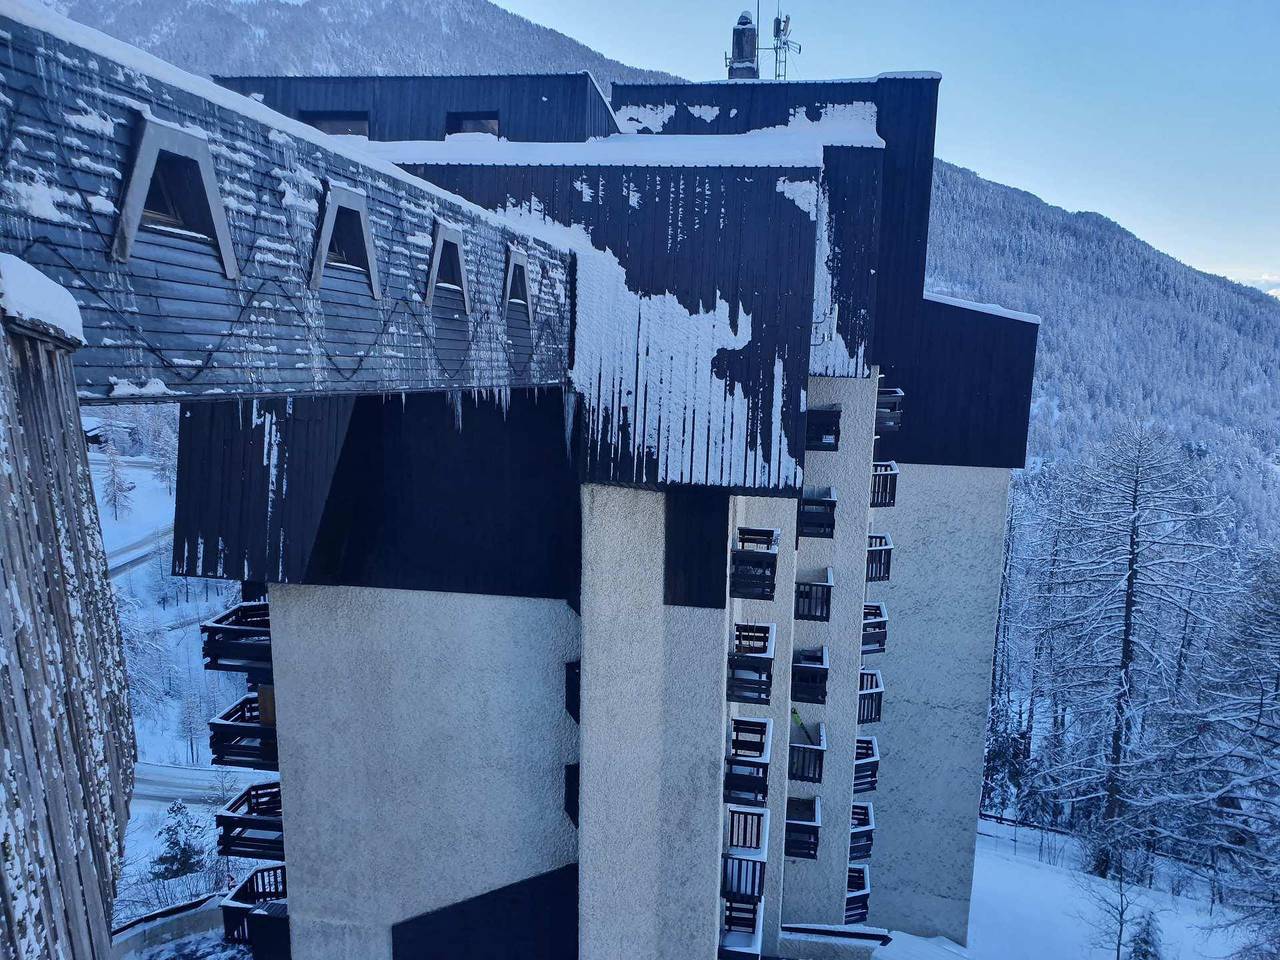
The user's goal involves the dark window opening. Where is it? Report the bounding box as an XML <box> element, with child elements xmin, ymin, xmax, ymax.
<box><xmin>326</xmin><ymin>207</ymin><xmax>370</xmax><ymax>273</ymax></box>
<box><xmin>299</xmin><ymin>110</ymin><xmax>370</xmax><ymax>137</ymax></box>
<box><xmin>435</xmin><ymin>239</ymin><xmax>465</xmax><ymax>293</ymax></box>
<box><xmin>508</xmin><ymin>264</ymin><xmax>528</xmax><ymax>305</ymax></box>
<box><xmin>430</xmin><ymin>231</ymin><xmax>471</xmax><ymax>378</ymax></box>
<box><xmin>446</xmin><ymin>111</ymin><xmax>500</xmax><ymax>136</ymax></box>
<box><xmin>141</xmin><ymin>151</ymin><xmax>215</xmax><ymax>238</ymax></box>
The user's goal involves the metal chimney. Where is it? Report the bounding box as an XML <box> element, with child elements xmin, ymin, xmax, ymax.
<box><xmin>728</xmin><ymin>11</ymin><xmax>759</xmax><ymax>79</ymax></box>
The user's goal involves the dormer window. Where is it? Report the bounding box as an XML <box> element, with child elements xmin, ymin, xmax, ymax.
<box><xmin>113</xmin><ymin>115</ymin><xmax>238</xmax><ymax>279</ymax></box>
<box><xmin>446</xmin><ymin>111</ymin><xmax>500</xmax><ymax>136</ymax></box>
<box><xmin>504</xmin><ymin>247</ymin><xmax>534</xmax><ymax>373</ymax></box>
<box><xmin>309</xmin><ymin>184</ymin><xmax>380</xmax><ymax>298</ymax></box>
<box><xmin>427</xmin><ymin>223</ymin><xmax>472</xmax><ymax>379</ymax></box>
<box><xmin>298</xmin><ymin>110</ymin><xmax>370</xmax><ymax>137</ymax></box>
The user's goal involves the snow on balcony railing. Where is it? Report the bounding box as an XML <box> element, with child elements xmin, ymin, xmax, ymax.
<box><xmin>725</xmin><ymin>717</ymin><xmax>772</xmax><ymax>806</ymax></box>
<box><xmin>845</xmin><ymin>864</ymin><xmax>872</xmax><ymax>923</ymax></box>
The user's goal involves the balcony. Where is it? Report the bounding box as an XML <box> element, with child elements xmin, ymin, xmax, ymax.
<box><xmin>724</xmin><ymin>718</ymin><xmax>771</xmax><ymax>806</ymax></box>
<box><xmin>565</xmin><ymin>660</ymin><xmax>580</xmax><ymax>723</ymax></box>
<box><xmin>726</xmin><ymin>804</ymin><xmax>770</xmax><ymax>854</ymax></box>
<box><xmin>217</xmin><ymin>782</ymin><xmax>284</xmax><ymax>861</ymax></box>
<box><xmin>858</xmin><ymin>670</ymin><xmax>884</xmax><ymax>724</ymax></box>
<box><xmin>209</xmin><ymin>691</ymin><xmax>278</xmax><ymax>771</ymax></box>
<box><xmin>870</xmin><ymin>461</ymin><xmax>899</xmax><ymax>508</ymax></box>
<box><xmin>785</xmin><ymin>796</ymin><xmax>821</xmax><ymax>860</ymax></box>
<box><xmin>875</xmin><ymin>387</ymin><xmax>903</xmax><ymax>433</ymax></box>
<box><xmin>805</xmin><ymin>404</ymin><xmax>841</xmax><ymax>452</ymax></box>
<box><xmin>730</xmin><ymin>528</ymin><xmax>780</xmax><ymax>601</ymax></box>
<box><xmin>862</xmin><ymin>603</ymin><xmax>887</xmax><ymax>656</ymax></box>
<box><xmin>845</xmin><ymin>864</ymin><xmax>871</xmax><ymax>924</ymax></box>
<box><xmin>849</xmin><ymin>802</ymin><xmax>875</xmax><ymax>862</ymax></box>
<box><xmin>794</xmin><ymin>567</ymin><xmax>833</xmax><ymax>622</ymax></box>
<box><xmin>853</xmin><ymin>737</ymin><xmax>880</xmax><ymax>794</ymax></box>
<box><xmin>222</xmin><ymin>865</ymin><xmax>286</xmax><ymax>944</ymax></box>
<box><xmin>722</xmin><ymin>845</ymin><xmax>767</xmax><ymax>902</ymax></box>
<box><xmin>789</xmin><ymin>719</ymin><xmax>826</xmax><ymax>784</ymax></box>
<box><xmin>791</xmin><ymin>647</ymin><xmax>829</xmax><ymax>705</ymax></box>
<box><xmin>797</xmin><ymin>487</ymin><xmax>837</xmax><ymax>539</ymax></box>
<box><xmin>728</xmin><ymin>624</ymin><xmax>775</xmax><ymax>705</ymax></box>
<box><xmin>201</xmin><ymin>601</ymin><xmax>272</xmax><ymax>683</ymax></box>
<box><xmin>866</xmin><ymin>535</ymin><xmax>893</xmax><ymax>583</ymax></box>
<box><xmin>719</xmin><ymin>898</ymin><xmax>763</xmax><ymax>959</ymax></box>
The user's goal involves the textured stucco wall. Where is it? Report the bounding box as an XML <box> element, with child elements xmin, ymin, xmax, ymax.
<box><xmin>578</xmin><ymin>484</ymin><xmax>729</xmax><ymax>960</ymax></box>
<box><xmin>782</xmin><ymin>375</ymin><xmax>879</xmax><ymax>925</ymax></box>
<box><xmin>863</xmin><ymin>463</ymin><xmax>1010</xmax><ymax>945</ymax></box>
<box><xmin>269</xmin><ymin>582</ymin><xmax>581</xmax><ymax>960</ymax></box>
<box><xmin>729</xmin><ymin>494</ymin><xmax>799</xmax><ymax>957</ymax></box>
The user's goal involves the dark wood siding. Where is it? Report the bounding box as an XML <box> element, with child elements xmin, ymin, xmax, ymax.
<box><xmin>216</xmin><ymin>74</ymin><xmax>620</xmax><ymax>142</ymax></box>
<box><xmin>409</xmin><ymin>162</ymin><xmax>817</xmax><ymax>494</ymax></box>
<box><xmin>664</xmin><ymin>488</ymin><xmax>730</xmax><ymax>608</ymax></box>
<box><xmin>611</xmin><ymin>77</ymin><xmax>940</xmax><ymax>372</ymax></box>
<box><xmin>0</xmin><ymin>14</ymin><xmax>573</xmax><ymax>401</ymax></box>
<box><xmin>874</xmin><ymin>296</ymin><xmax>1039</xmax><ymax>468</ymax></box>
<box><xmin>174</xmin><ymin>387</ymin><xmax>582</xmax><ymax>601</ymax></box>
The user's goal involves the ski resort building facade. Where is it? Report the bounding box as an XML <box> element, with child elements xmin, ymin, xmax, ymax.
<box><xmin>0</xmin><ymin>5</ymin><xmax>1037</xmax><ymax>960</ymax></box>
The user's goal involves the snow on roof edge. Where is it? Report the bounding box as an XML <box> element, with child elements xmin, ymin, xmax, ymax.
<box><xmin>0</xmin><ymin>253</ymin><xmax>85</xmax><ymax>343</ymax></box>
<box><xmin>613</xmin><ymin>70</ymin><xmax>942</xmax><ymax>90</ymax></box>
<box><xmin>0</xmin><ymin>1</ymin><xmax>567</xmax><ymax>247</ymax></box>
<box><xmin>924</xmin><ymin>292</ymin><xmax>1041</xmax><ymax>325</ymax></box>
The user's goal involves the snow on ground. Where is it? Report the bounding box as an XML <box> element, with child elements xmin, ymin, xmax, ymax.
<box><xmin>89</xmin><ymin>453</ymin><xmax>175</xmax><ymax>563</ymax></box>
<box><xmin>876</xmin><ymin>824</ymin><xmax>1244</xmax><ymax>960</ymax></box>
<box><xmin>132</xmin><ymin>932</ymin><xmax>249</xmax><ymax>960</ymax></box>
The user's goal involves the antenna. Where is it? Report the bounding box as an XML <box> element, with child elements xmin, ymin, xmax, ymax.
<box><xmin>768</xmin><ymin>1</ymin><xmax>801</xmax><ymax>80</ymax></box>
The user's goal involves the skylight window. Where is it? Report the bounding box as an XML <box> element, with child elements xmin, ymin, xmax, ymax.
<box><xmin>504</xmin><ymin>247</ymin><xmax>535</xmax><ymax>374</ymax></box>
<box><xmin>445</xmin><ymin>111</ymin><xmax>500</xmax><ymax>137</ymax></box>
<box><xmin>299</xmin><ymin>110</ymin><xmax>370</xmax><ymax>137</ymax></box>
<box><xmin>112</xmin><ymin>114</ymin><xmax>238</xmax><ymax>279</ymax></box>
<box><xmin>309</xmin><ymin>184</ymin><xmax>380</xmax><ymax>298</ymax></box>
<box><xmin>427</xmin><ymin>222</ymin><xmax>473</xmax><ymax>378</ymax></box>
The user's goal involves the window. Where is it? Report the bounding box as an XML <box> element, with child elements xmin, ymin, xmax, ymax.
<box><xmin>503</xmin><ymin>247</ymin><xmax>535</xmax><ymax>373</ymax></box>
<box><xmin>309</xmin><ymin>184</ymin><xmax>380</xmax><ymax>298</ymax></box>
<box><xmin>113</xmin><ymin>115</ymin><xmax>238</xmax><ymax>279</ymax></box>
<box><xmin>298</xmin><ymin>110</ymin><xmax>370</xmax><ymax>137</ymax></box>
<box><xmin>427</xmin><ymin>222</ymin><xmax>472</xmax><ymax>379</ymax></box>
<box><xmin>445</xmin><ymin>111</ymin><xmax>500</xmax><ymax>137</ymax></box>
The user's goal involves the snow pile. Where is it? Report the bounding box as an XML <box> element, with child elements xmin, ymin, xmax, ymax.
<box><xmin>0</xmin><ymin>253</ymin><xmax>84</xmax><ymax>342</ymax></box>
<box><xmin>924</xmin><ymin>291</ymin><xmax>1041</xmax><ymax>325</ymax></box>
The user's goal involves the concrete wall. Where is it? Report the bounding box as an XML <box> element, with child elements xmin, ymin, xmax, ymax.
<box><xmin>863</xmin><ymin>463</ymin><xmax>1010</xmax><ymax>945</ymax></box>
<box><xmin>729</xmin><ymin>494</ymin><xmax>799</xmax><ymax>957</ymax></box>
<box><xmin>269</xmin><ymin>582</ymin><xmax>581</xmax><ymax>960</ymax></box>
<box><xmin>782</xmin><ymin>375</ymin><xmax>879</xmax><ymax>926</ymax></box>
<box><xmin>578</xmin><ymin>484</ymin><xmax>729</xmax><ymax>960</ymax></box>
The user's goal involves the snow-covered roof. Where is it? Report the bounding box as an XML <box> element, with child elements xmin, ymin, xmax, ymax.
<box><xmin>924</xmin><ymin>292</ymin><xmax>1041</xmax><ymax>326</ymax></box>
<box><xmin>348</xmin><ymin>103</ymin><xmax>882</xmax><ymax>170</ymax></box>
<box><xmin>616</xmin><ymin>71</ymin><xmax>942</xmax><ymax>88</ymax></box>
<box><xmin>0</xmin><ymin>1</ymin><xmax>570</xmax><ymax>237</ymax></box>
<box><xmin>0</xmin><ymin>254</ymin><xmax>84</xmax><ymax>343</ymax></box>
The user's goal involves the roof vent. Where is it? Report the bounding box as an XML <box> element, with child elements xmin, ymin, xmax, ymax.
<box><xmin>728</xmin><ymin>10</ymin><xmax>759</xmax><ymax>79</ymax></box>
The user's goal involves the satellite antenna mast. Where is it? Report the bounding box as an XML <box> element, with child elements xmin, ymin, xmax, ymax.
<box><xmin>770</xmin><ymin>2</ymin><xmax>801</xmax><ymax>80</ymax></box>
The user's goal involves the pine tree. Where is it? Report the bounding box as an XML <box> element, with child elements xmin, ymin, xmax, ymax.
<box><xmin>99</xmin><ymin>440</ymin><xmax>135</xmax><ymax>521</ymax></box>
<box><xmin>149</xmin><ymin>799</ymin><xmax>206</xmax><ymax>881</ymax></box>
<box><xmin>151</xmin><ymin>425</ymin><xmax>178</xmax><ymax>495</ymax></box>
<box><xmin>1124</xmin><ymin>911</ymin><xmax>1162</xmax><ymax>960</ymax></box>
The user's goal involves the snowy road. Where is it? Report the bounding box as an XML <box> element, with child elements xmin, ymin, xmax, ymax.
<box><xmin>132</xmin><ymin>761</ymin><xmax>256</xmax><ymax>804</ymax></box>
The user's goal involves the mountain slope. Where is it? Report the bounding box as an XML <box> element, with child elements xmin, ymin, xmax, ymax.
<box><xmin>45</xmin><ymin>0</ymin><xmax>677</xmax><ymax>90</ymax></box>
<box><xmin>47</xmin><ymin>0</ymin><xmax>1280</xmax><ymax>527</ymax></box>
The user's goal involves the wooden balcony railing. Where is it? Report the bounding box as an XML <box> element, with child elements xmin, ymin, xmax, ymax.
<box><xmin>862</xmin><ymin>603</ymin><xmax>887</xmax><ymax>656</ymax></box>
<box><xmin>849</xmin><ymin>802</ymin><xmax>875</xmax><ymax>862</ymax></box>
<box><xmin>722</xmin><ymin>854</ymin><xmax>767</xmax><ymax>902</ymax></box>
<box><xmin>201</xmin><ymin>601</ymin><xmax>272</xmax><ymax>683</ymax></box>
<box><xmin>217</xmin><ymin>782</ymin><xmax>284</xmax><ymax>861</ymax></box>
<box><xmin>728</xmin><ymin>624</ymin><xmax>775</xmax><ymax>705</ymax></box>
<box><xmin>845</xmin><ymin>864</ymin><xmax>871</xmax><ymax>923</ymax></box>
<box><xmin>866</xmin><ymin>535</ymin><xmax>893</xmax><ymax>583</ymax></box>
<box><xmin>785</xmin><ymin>796</ymin><xmax>821</xmax><ymax>860</ymax></box>
<box><xmin>797</xmin><ymin>487</ymin><xmax>837</xmax><ymax>539</ymax></box>
<box><xmin>221</xmin><ymin>865</ymin><xmax>286</xmax><ymax>944</ymax></box>
<box><xmin>791</xmin><ymin>647</ymin><xmax>829</xmax><ymax>705</ymax></box>
<box><xmin>730</xmin><ymin>528</ymin><xmax>780</xmax><ymax>601</ymax></box>
<box><xmin>719</xmin><ymin>898</ymin><xmax>763</xmax><ymax>959</ymax></box>
<box><xmin>875</xmin><ymin>387</ymin><xmax>903</xmax><ymax>433</ymax></box>
<box><xmin>794</xmin><ymin>567</ymin><xmax>833</xmax><ymax>622</ymax></box>
<box><xmin>725</xmin><ymin>718</ymin><xmax>771</xmax><ymax>806</ymax></box>
<box><xmin>854</xmin><ymin>737</ymin><xmax>880</xmax><ymax>795</ymax></box>
<box><xmin>565</xmin><ymin>660</ymin><xmax>580</xmax><ymax>723</ymax></box>
<box><xmin>870</xmin><ymin>461</ymin><xmax>899</xmax><ymax>508</ymax></box>
<box><xmin>209</xmin><ymin>691</ymin><xmax>278</xmax><ymax>771</ymax></box>
<box><xmin>858</xmin><ymin>670</ymin><xmax>884</xmax><ymax>725</ymax></box>
<box><xmin>805</xmin><ymin>404</ymin><xmax>841</xmax><ymax>452</ymax></box>
<box><xmin>789</xmin><ymin>720</ymin><xmax>826</xmax><ymax>784</ymax></box>
<box><xmin>726</xmin><ymin>805</ymin><xmax>768</xmax><ymax>853</ymax></box>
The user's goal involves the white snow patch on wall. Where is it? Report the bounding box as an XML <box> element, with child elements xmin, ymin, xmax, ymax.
<box><xmin>0</xmin><ymin>253</ymin><xmax>84</xmax><ymax>342</ymax></box>
<box><xmin>776</xmin><ymin>177</ymin><xmax>817</xmax><ymax>221</ymax></box>
<box><xmin>615</xmin><ymin>103</ymin><xmax>677</xmax><ymax>134</ymax></box>
<box><xmin>687</xmin><ymin>104</ymin><xmax>720</xmax><ymax>123</ymax></box>
<box><xmin>64</xmin><ymin>103</ymin><xmax>117</xmax><ymax>136</ymax></box>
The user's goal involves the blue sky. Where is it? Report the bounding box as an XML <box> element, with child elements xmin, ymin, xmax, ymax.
<box><xmin>494</xmin><ymin>0</ymin><xmax>1279</xmax><ymax>296</ymax></box>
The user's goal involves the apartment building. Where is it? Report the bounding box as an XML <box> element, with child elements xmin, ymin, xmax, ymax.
<box><xmin>0</xmin><ymin>5</ymin><xmax>1037</xmax><ymax>960</ymax></box>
